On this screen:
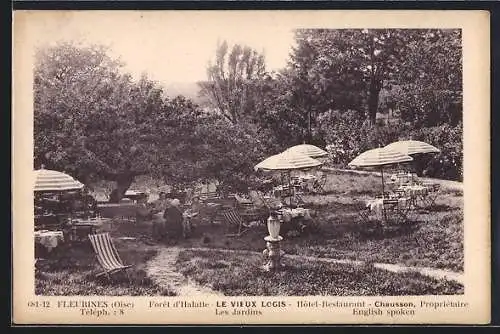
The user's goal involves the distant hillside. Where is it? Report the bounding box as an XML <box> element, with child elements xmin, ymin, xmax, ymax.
<box><xmin>162</xmin><ymin>81</ymin><xmax>209</xmax><ymax>105</ymax></box>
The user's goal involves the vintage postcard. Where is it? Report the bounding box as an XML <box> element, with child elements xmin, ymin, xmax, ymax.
<box><xmin>12</xmin><ymin>10</ymin><xmax>490</xmax><ymax>324</ymax></box>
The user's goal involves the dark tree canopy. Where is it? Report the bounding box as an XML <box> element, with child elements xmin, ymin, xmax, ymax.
<box><xmin>34</xmin><ymin>42</ymin><xmax>204</xmax><ymax>201</ymax></box>
<box><xmin>283</xmin><ymin>29</ymin><xmax>462</xmax><ymax>126</ymax></box>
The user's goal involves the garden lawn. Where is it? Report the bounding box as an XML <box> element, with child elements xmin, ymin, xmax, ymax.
<box><xmin>173</xmin><ymin>169</ymin><xmax>464</xmax><ymax>273</ymax></box>
<box><xmin>175</xmin><ymin>249</ymin><xmax>463</xmax><ymax>296</ymax></box>
<box><xmin>35</xmin><ymin>219</ymin><xmax>176</xmax><ymax>296</ymax></box>
<box><xmin>289</xmin><ymin>169</ymin><xmax>464</xmax><ymax>272</ymax></box>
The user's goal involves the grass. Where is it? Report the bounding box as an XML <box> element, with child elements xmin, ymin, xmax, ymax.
<box><xmin>37</xmin><ymin>169</ymin><xmax>463</xmax><ymax>295</ymax></box>
<box><xmin>174</xmin><ymin>170</ymin><xmax>464</xmax><ymax>272</ymax></box>
<box><xmin>175</xmin><ymin>249</ymin><xmax>463</xmax><ymax>296</ymax></box>
<box><xmin>35</xmin><ymin>219</ymin><xmax>176</xmax><ymax>296</ymax></box>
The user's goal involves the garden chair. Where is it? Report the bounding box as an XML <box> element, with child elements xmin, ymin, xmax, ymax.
<box><xmin>235</xmin><ymin>193</ymin><xmax>268</xmax><ymax>222</ymax></box>
<box><xmin>420</xmin><ymin>183</ymin><xmax>441</xmax><ymax>208</ymax></box>
<box><xmin>222</xmin><ymin>208</ymin><xmax>250</xmax><ymax>237</ymax></box>
<box><xmin>88</xmin><ymin>232</ymin><xmax>132</xmax><ymax>281</ymax></box>
<box><xmin>381</xmin><ymin>198</ymin><xmax>413</xmax><ymax>225</ymax></box>
<box><xmin>312</xmin><ymin>175</ymin><xmax>328</xmax><ymax>194</ymax></box>
<box><xmin>353</xmin><ymin>201</ymin><xmax>383</xmax><ymax>237</ymax></box>
<box><xmin>294</xmin><ymin>192</ymin><xmax>306</xmax><ymax>208</ymax></box>
<box><xmin>356</xmin><ymin>201</ymin><xmax>372</xmax><ymax>225</ymax></box>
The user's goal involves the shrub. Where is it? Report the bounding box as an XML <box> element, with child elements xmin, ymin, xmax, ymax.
<box><xmin>409</xmin><ymin>122</ymin><xmax>463</xmax><ymax>181</ymax></box>
<box><xmin>320</xmin><ymin>110</ymin><xmax>462</xmax><ymax>181</ymax></box>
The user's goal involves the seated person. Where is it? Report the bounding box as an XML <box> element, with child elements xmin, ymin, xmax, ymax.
<box><xmin>163</xmin><ymin>198</ymin><xmax>184</xmax><ymax>239</ymax></box>
<box><xmin>187</xmin><ymin>195</ymin><xmax>201</xmax><ymax>215</ymax></box>
<box><xmin>136</xmin><ymin>196</ymin><xmax>153</xmax><ymax>223</ymax></box>
<box><xmin>152</xmin><ymin>192</ymin><xmax>168</xmax><ymax>213</ymax></box>
<box><xmin>152</xmin><ymin>199</ymin><xmax>169</xmax><ymax>241</ymax></box>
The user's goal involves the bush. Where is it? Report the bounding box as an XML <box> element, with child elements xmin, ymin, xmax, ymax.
<box><xmin>409</xmin><ymin>122</ymin><xmax>463</xmax><ymax>181</ymax></box>
<box><xmin>321</xmin><ymin>110</ymin><xmax>409</xmax><ymax>163</ymax></box>
<box><xmin>320</xmin><ymin>110</ymin><xmax>462</xmax><ymax>181</ymax></box>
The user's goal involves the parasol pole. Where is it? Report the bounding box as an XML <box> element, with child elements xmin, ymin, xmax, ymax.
<box><xmin>381</xmin><ymin>166</ymin><xmax>385</xmax><ymax>197</ymax></box>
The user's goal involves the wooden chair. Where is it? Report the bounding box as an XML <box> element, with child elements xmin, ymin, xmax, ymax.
<box><xmin>354</xmin><ymin>201</ymin><xmax>383</xmax><ymax>237</ymax></box>
<box><xmin>420</xmin><ymin>183</ymin><xmax>441</xmax><ymax>208</ymax></box>
<box><xmin>88</xmin><ymin>233</ymin><xmax>132</xmax><ymax>281</ymax></box>
<box><xmin>294</xmin><ymin>192</ymin><xmax>306</xmax><ymax>208</ymax></box>
<box><xmin>381</xmin><ymin>198</ymin><xmax>412</xmax><ymax>225</ymax></box>
<box><xmin>222</xmin><ymin>208</ymin><xmax>250</xmax><ymax>237</ymax></box>
<box><xmin>356</xmin><ymin>201</ymin><xmax>372</xmax><ymax>225</ymax></box>
<box><xmin>312</xmin><ymin>175</ymin><xmax>328</xmax><ymax>194</ymax></box>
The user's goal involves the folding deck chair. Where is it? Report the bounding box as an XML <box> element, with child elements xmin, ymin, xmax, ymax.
<box><xmin>222</xmin><ymin>208</ymin><xmax>250</xmax><ymax>237</ymax></box>
<box><xmin>88</xmin><ymin>233</ymin><xmax>133</xmax><ymax>281</ymax></box>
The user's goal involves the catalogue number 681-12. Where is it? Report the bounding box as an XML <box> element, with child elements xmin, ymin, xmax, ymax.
<box><xmin>27</xmin><ymin>301</ymin><xmax>51</xmax><ymax>308</ymax></box>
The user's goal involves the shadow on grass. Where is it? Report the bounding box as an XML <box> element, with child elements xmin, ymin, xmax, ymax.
<box><xmin>176</xmin><ymin>248</ymin><xmax>464</xmax><ymax>296</ymax></box>
<box><xmin>423</xmin><ymin>204</ymin><xmax>455</xmax><ymax>212</ymax></box>
<box><xmin>35</xmin><ymin>238</ymin><xmax>176</xmax><ymax>296</ymax></box>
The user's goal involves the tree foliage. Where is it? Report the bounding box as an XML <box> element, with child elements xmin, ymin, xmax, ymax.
<box><xmin>282</xmin><ymin>29</ymin><xmax>462</xmax><ymax>127</ymax></box>
<box><xmin>198</xmin><ymin>41</ymin><xmax>266</xmax><ymax>124</ymax></box>
<box><xmin>34</xmin><ymin>42</ymin><xmax>203</xmax><ymax>201</ymax></box>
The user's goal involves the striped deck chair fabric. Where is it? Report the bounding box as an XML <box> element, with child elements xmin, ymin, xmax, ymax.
<box><xmin>199</xmin><ymin>191</ymin><xmax>221</xmax><ymax>203</ymax></box>
<box><xmin>222</xmin><ymin>208</ymin><xmax>249</xmax><ymax>237</ymax></box>
<box><xmin>88</xmin><ymin>233</ymin><xmax>132</xmax><ymax>278</ymax></box>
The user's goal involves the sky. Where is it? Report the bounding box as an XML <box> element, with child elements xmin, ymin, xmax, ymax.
<box><xmin>28</xmin><ymin>11</ymin><xmax>297</xmax><ymax>86</ymax></box>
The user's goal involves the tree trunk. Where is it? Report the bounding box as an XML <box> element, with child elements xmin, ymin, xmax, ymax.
<box><xmin>367</xmin><ymin>81</ymin><xmax>382</xmax><ymax>124</ymax></box>
<box><xmin>307</xmin><ymin>110</ymin><xmax>312</xmax><ymax>143</ymax></box>
<box><xmin>109</xmin><ymin>174</ymin><xmax>135</xmax><ymax>203</ymax></box>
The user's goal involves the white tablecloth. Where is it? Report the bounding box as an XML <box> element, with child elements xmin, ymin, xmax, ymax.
<box><xmin>366</xmin><ymin>198</ymin><xmax>409</xmax><ymax>219</ymax></box>
<box><xmin>279</xmin><ymin>208</ymin><xmax>312</xmax><ymax>222</ymax></box>
<box><xmin>390</xmin><ymin>173</ymin><xmax>418</xmax><ymax>186</ymax></box>
<box><xmin>35</xmin><ymin>231</ymin><xmax>64</xmax><ymax>252</ymax></box>
<box><xmin>399</xmin><ymin>185</ymin><xmax>429</xmax><ymax>197</ymax></box>
<box><xmin>298</xmin><ymin>175</ymin><xmax>317</xmax><ymax>190</ymax></box>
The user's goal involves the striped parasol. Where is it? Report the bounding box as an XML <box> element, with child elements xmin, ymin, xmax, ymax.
<box><xmin>285</xmin><ymin>144</ymin><xmax>328</xmax><ymax>158</ymax></box>
<box><xmin>255</xmin><ymin>150</ymin><xmax>323</xmax><ymax>171</ymax></box>
<box><xmin>348</xmin><ymin>147</ymin><xmax>413</xmax><ymax>195</ymax></box>
<box><xmin>384</xmin><ymin>140</ymin><xmax>440</xmax><ymax>156</ymax></box>
<box><xmin>255</xmin><ymin>151</ymin><xmax>323</xmax><ymax>206</ymax></box>
<box><xmin>348</xmin><ymin>147</ymin><xmax>414</xmax><ymax>168</ymax></box>
<box><xmin>34</xmin><ymin>168</ymin><xmax>84</xmax><ymax>192</ymax></box>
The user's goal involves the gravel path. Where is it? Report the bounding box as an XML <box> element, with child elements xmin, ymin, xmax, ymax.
<box><xmin>145</xmin><ymin>246</ymin><xmax>223</xmax><ymax>296</ymax></box>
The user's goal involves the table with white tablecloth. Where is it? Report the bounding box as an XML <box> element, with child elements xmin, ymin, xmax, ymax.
<box><xmin>278</xmin><ymin>207</ymin><xmax>312</xmax><ymax>222</ymax></box>
<box><xmin>398</xmin><ymin>184</ymin><xmax>439</xmax><ymax>208</ymax></box>
<box><xmin>34</xmin><ymin>230</ymin><xmax>64</xmax><ymax>252</ymax></box>
<box><xmin>365</xmin><ymin>197</ymin><xmax>410</xmax><ymax>222</ymax></box>
<box><xmin>276</xmin><ymin>207</ymin><xmax>313</xmax><ymax>235</ymax></box>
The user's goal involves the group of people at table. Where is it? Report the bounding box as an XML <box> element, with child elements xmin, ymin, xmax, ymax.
<box><xmin>134</xmin><ymin>191</ymin><xmax>203</xmax><ymax>241</ymax></box>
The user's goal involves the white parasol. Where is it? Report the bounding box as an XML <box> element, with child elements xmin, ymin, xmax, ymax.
<box><xmin>284</xmin><ymin>144</ymin><xmax>328</xmax><ymax>159</ymax></box>
<box><xmin>385</xmin><ymin>140</ymin><xmax>440</xmax><ymax>156</ymax></box>
<box><xmin>348</xmin><ymin>147</ymin><xmax>413</xmax><ymax>195</ymax></box>
<box><xmin>34</xmin><ymin>168</ymin><xmax>84</xmax><ymax>192</ymax></box>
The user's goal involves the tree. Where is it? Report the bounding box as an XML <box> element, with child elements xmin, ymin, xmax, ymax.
<box><xmin>289</xmin><ymin>29</ymin><xmax>416</xmax><ymax>124</ymax></box>
<box><xmin>34</xmin><ymin>42</ymin><xmax>201</xmax><ymax>202</ymax></box>
<box><xmin>198</xmin><ymin>41</ymin><xmax>266</xmax><ymax>124</ymax></box>
<box><xmin>191</xmin><ymin>115</ymin><xmax>271</xmax><ymax>193</ymax></box>
<box><xmin>392</xmin><ymin>29</ymin><xmax>462</xmax><ymax>127</ymax></box>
